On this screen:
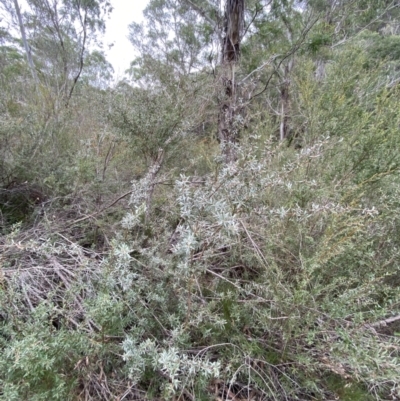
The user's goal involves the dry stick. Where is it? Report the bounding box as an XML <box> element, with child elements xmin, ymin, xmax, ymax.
<box><xmin>69</xmin><ymin>151</ymin><xmax>166</xmax><ymax>227</ymax></box>
<box><xmin>118</xmin><ymin>386</ymin><xmax>145</xmax><ymax>401</ymax></box>
<box><xmin>67</xmin><ymin>189</ymin><xmax>134</xmax><ymax>226</ymax></box>
<box><xmin>102</xmin><ymin>141</ymin><xmax>115</xmax><ymax>181</ymax></box>
<box><xmin>205</xmin><ymin>268</ymin><xmax>289</xmax><ymax>321</ymax></box>
<box><xmin>246</xmin><ymin>363</ymin><xmax>278</xmax><ymax>400</ymax></box>
<box><xmin>366</xmin><ymin>315</ymin><xmax>400</xmax><ymax>329</ymax></box>
<box><xmin>239</xmin><ymin>219</ymin><xmax>269</xmax><ymax>267</ymax></box>
<box><xmin>22</xmin><ymin>286</ymin><xmax>35</xmax><ymax>312</ymax></box>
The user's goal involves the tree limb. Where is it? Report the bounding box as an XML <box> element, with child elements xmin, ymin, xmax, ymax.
<box><xmin>250</xmin><ymin>15</ymin><xmax>320</xmax><ymax>100</ymax></box>
<box><xmin>239</xmin><ymin>54</ymin><xmax>280</xmax><ymax>85</ymax></box>
<box><xmin>67</xmin><ymin>2</ymin><xmax>87</xmax><ymax>105</ymax></box>
<box><xmin>183</xmin><ymin>0</ymin><xmax>217</xmax><ymax>28</ymax></box>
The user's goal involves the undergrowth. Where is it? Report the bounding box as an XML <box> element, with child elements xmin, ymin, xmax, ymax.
<box><xmin>1</xmin><ymin>38</ymin><xmax>400</xmax><ymax>401</ymax></box>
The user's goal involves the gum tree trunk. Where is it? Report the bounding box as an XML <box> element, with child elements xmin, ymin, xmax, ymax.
<box><xmin>13</xmin><ymin>0</ymin><xmax>38</xmax><ymax>82</ymax></box>
<box><xmin>218</xmin><ymin>0</ymin><xmax>244</xmax><ymax>163</ymax></box>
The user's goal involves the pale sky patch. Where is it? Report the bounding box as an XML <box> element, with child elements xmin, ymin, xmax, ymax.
<box><xmin>104</xmin><ymin>0</ymin><xmax>149</xmax><ymax>78</ymax></box>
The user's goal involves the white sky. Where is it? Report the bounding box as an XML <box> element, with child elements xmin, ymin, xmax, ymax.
<box><xmin>103</xmin><ymin>0</ymin><xmax>149</xmax><ymax>78</ymax></box>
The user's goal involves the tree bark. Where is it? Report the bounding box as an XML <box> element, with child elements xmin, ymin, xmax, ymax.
<box><xmin>279</xmin><ymin>62</ymin><xmax>292</xmax><ymax>141</ymax></box>
<box><xmin>218</xmin><ymin>0</ymin><xmax>244</xmax><ymax>163</ymax></box>
<box><xmin>218</xmin><ymin>65</ymin><xmax>238</xmax><ymax>162</ymax></box>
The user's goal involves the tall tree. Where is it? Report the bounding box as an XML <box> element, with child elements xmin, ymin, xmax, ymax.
<box><xmin>128</xmin><ymin>0</ymin><xmax>215</xmax><ymax>84</ymax></box>
<box><xmin>12</xmin><ymin>0</ymin><xmax>38</xmax><ymax>82</ymax></box>
<box><xmin>2</xmin><ymin>0</ymin><xmax>111</xmax><ymax>104</ymax></box>
<box><xmin>126</xmin><ymin>0</ymin><xmax>217</xmax><ymax>159</ymax></box>
<box><xmin>31</xmin><ymin>0</ymin><xmax>111</xmax><ymax>103</ymax></box>
<box><xmin>238</xmin><ymin>0</ymin><xmax>319</xmax><ymax>143</ymax></box>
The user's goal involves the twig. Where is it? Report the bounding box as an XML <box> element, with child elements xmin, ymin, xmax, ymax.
<box><xmin>239</xmin><ymin>219</ymin><xmax>269</xmax><ymax>267</ymax></box>
<box><xmin>250</xmin><ymin>15</ymin><xmax>320</xmax><ymax>100</ymax></box>
<box><xmin>184</xmin><ymin>0</ymin><xmax>217</xmax><ymax>27</ymax></box>
<box><xmin>239</xmin><ymin>55</ymin><xmax>280</xmax><ymax>85</ymax></box>
<box><xmin>67</xmin><ymin>189</ymin><xmax>133</xmax><ymax>226</ymax></box>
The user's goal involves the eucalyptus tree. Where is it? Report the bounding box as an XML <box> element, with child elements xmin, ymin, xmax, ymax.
<box><xmin>126</xmin><ymin>0</ymin><xmax>218</xmax><ymax>172</ymax></box>
<box><xmin>237</xmin><ymin>0</ymin><xmax>321</xmax><ymax>142</ymax></box>
<box><xmin>128</xmin><ymin>0</ymin><xmax>251</xmax><ymax>162</ymax></box>
<box><xmin>218</xmin><ymin>0</ymin><xmax>245</xmax><ymax>161</ymax></box>
<box><xmin>0</xmin><ymin>0</ymin><xmax>36</xmax><ymax>81</ymax></box>
<box><xmin>305</xmin><ymin>0</ymin><xmax>400</xmax><ymax>36</ymax></box>
<box><xmin>130</xmin><ymin>0</ymin><xmax>323</xmax><ymax>160</ymax></box>
<box><xmin>33</xmin><ymin>0</ymin><xmax>111</xmax><ymax>103</ymax></box>
<box><xmin>80</xmin><ymin>49</ymin><xmax>113</xmax><ymax>88</ymax></box>
<box><xmin>13</xmin><ymin>0</ymin><xmax>37</xmax><ymax>81</ymax></box>
<box><xmin>183</xmin><ymin>0</ymin><xmax>321</xmax><ymax>153</ymax></box>
<box><xmin>1</xmin><ymin>0</ymin><xmax>111</xmax><ymax>104</ymax></box>
<box><xmin>296</xmin><ymin>0</ymin><xmax>400</xmax><ymax>94</ymax></box>
<box><xmin>128</xmin><ymin>0</ymin><xmax>215</xmax><ymax>84</ymax></box>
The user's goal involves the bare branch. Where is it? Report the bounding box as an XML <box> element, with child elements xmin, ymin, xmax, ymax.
<box><xmin>239</xmin><ymin>54</ymin><xmax>280</xmax><ymax>85</ymax></box>
<box><xmin>13</xmin><ymin>0</ymin><xmax>38</xmax><ymax>82</ymax></box>
<box><xmin>66</xmin><ymin>3</ymin><xmax>88</xmax><ymax>105</ymax></box>
<box><xmin>183</xmin><ymin>0</ymin><xmax>217</xmax><ymax>27</ymax></box>
<box><xmin>365</xmin><ymin>315</ymin><xmax>400</xmax><ymax>329</ymax></box>
<box><xmin>250</xmin><ymin>15</ymin><xmax>320</xmax><ymax>101</ymax></box>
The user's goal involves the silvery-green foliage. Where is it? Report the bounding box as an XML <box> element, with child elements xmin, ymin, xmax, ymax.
<box><xmin>129</xmin><ymin>167</ymin><xmax>160</xmax><ymax>209</ymax></box>
<box><xmin>114</xmin><ymin>104</ymin><xmax>400</xmax><ymax>399</ymax></box>
<box><xmin>123</xmin><ymin>338</ymin><xmax>220</xmax><ymax>395</ymax></box>
<box><xmin>122</xmin><ymin>338</ymin><xmax>158</xmax><ymax>385</ymax></box>
<box><xmin>112</xmin><ymin>241</ymin><xmax>133</xmax><ymax>269</ymax></box>
<box><xmin>121</xmin><ymin>206</ymin><xmax>145</xmax><ymax>229</ymax></box>
<box><xmin>172</xmin><ymin>225</ymin><xmax>198</xmax><ymax>274</ymax></box>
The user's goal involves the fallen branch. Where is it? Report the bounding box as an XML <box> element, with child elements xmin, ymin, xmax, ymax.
<box><xmin>366</xmin><ymin>314</ymin><xmax>400</xmax><ymax>329</ymax></box>
<box><xmin>68</xmin><ymin>189</ymin><xmax>133</xmax><ymax>227</ymax></box>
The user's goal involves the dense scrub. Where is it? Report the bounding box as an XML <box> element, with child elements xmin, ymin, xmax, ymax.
<box><xmin>2</xmin><ymin>1</ymin><xmax>400</xmax><ymax>399</ymax></box>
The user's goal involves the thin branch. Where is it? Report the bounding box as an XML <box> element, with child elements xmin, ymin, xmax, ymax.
<box><xmin>67</xmin><ymin>3</ymin><xmax>87</xmax><ymax>104</ymax></box>
<box><xmin>250</xmin><ymin>15</ymin><xmax>320</xmax><ymax>100</ymax></box>
<box><xmin>242</xmin><ymin>3</ymin><xmax>263</xmax><ymax>38</ymax></box>
<box><xmin>365</xmin><ymin>314</ymin><xmax>400</xmax><ymax>329</ymax></box>
<box><xmin>68</xmin><ymin>189</ymin><xmax>134</xmax><ymax>226</ymax></box>
<box><xmin>184</xmin><ymin>0</ymin><xmax>217</xmax><ymax>27</ymax></box>
<box><xmin>239</xmin><ymin>54</ymin><xmax>280</xmax><ymax>85</ymax></box>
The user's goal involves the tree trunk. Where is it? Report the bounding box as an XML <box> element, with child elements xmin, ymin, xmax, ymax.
<box><xmin>279</xmin><ymin>62</ymin><xmax>292</xmax><ymax>141</ymax></box>
<box><xmin>218</xmin><ymin>65</ymin><xmax>238</xmax><ymax>162</ymax></box>
<box><xmin>13</xmin><ymin>0</ymin><xmax>38</xmax><ymax>82</ymax></box>
<box><xmin>278</xmin><ymin>21</ymin><xmax>295</xmax><ymax>142</ymax></box>
<box><xmin>218</xmin><ymin>0</ymin><xmax>244</xmax><ymax>163</ymax></box>
<box><xmin>145</xmin><ymin>149</ymin><xmax>164</xmax><ymax>224</ymax></box>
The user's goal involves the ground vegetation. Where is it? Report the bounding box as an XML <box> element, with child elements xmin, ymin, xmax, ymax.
<box><xmin>1</xmin><ymin>0</ymin><xmax>400</xmax><ymax>400</ymax></box>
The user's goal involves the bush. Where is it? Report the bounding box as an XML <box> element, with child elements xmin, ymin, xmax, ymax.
<box><xmin>2</xmin><ymin>33</ymin><xmax>400</xmax><ymax>401</ymax></box>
